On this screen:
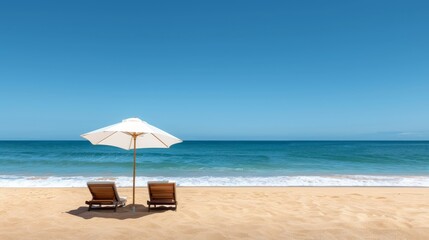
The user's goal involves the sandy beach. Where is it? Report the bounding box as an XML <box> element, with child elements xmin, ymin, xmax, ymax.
<box><xmin>0</xmin><ymin>187</ymin><xmax>428</xmax><ymax>239</ymax></box>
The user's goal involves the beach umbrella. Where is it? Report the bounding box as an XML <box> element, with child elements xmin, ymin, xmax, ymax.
<box><xmin>81</xmin><ymin>117</ymin><xmax>182</xmax><ymax>211</ymax></box>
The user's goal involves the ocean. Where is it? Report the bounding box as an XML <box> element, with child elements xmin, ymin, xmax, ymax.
<box><xmin>1</xmin><ymin>141</ymin><xmax>428</xmax><ymax>187</ymax></box>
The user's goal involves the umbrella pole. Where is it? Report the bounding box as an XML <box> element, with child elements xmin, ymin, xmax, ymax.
<box><xmin>132</xmin><ymin>134</ymin><xmax>137</xmax><ymax>212</ymax></box>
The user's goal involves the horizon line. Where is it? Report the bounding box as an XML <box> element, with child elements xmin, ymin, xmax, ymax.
<box><xmin>0</xmin><ymin>139</ymin><xmax>428</xmax><ymax>142</ymax></box>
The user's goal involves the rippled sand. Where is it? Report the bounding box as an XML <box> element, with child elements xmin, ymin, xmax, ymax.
<box><xmin>0</xmin><ymin>187</ymin><xmax>428</xmax><ymax>239</ymax></box>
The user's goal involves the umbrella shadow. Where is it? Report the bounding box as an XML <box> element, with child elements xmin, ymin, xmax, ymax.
<box><xmin>66</xmin><ymin>204</ymin><xmax>163</xmax><ymax>219</ymax></box>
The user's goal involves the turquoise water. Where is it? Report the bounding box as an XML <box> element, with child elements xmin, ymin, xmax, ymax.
<box><xmin>1</xmin><ymin>141</ymin><xmax>428</xmax><ymax>186</ymax></box>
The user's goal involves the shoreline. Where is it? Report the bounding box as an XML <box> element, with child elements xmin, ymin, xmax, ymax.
<box><xmin>1</xmin><ymin>187</ymin><xmax>428</xmax><ymax>239</ymax></box>
<box><xmin>2</xmin><ymin>174</ymin><xmax>429</xmax><ymax>187</ymax></box>
<box><xmin>2</xmin><ymin>186</ymin><xmax>429</xmax><ymax>188</ymax></box>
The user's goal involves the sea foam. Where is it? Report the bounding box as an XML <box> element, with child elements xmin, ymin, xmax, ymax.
<box><xmin>1</xmin><ymin>175</ymin><xmax>428</xmax><ymax>187</ymax></box>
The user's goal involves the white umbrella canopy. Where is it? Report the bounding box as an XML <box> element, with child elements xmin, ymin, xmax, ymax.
<box><xmin>82</xmin><ymin>118</ymin><xmax>182</xmax><ymax>149</ymax></box>
<box><xmin>81</xmin><ymin>117</ymin><xmax>182</xmax><ymax>211</ymax></box>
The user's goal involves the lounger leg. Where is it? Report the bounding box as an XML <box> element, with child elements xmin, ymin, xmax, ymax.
<box><xmin>148</xmin><ymin>204</ymin><xmax>151</xmax><ymax>212</ymax></box>
<box><xmin>88</xmin><ymin>204</ymin><xmax>92</xmax><ymax>211</ymax></box>
<box><xmin>114</xmin><ymin>203</ymin><xmax>118</xmax><ymax>212</ymax></box>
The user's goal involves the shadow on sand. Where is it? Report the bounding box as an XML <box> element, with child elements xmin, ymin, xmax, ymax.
<box><xmin>66</xmin><ymin>204</ymin><xmax>176</xmax><ymax>220</ymax></box>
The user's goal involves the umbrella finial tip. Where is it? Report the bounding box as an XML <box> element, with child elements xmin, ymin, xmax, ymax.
<box><xmin>123</xmin><ymin>117</ymin><xmax>143</xmax><ymax>122</ymax></box>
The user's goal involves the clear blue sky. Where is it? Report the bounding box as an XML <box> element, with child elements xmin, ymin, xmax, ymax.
<box><xmin>1</xmin><ymin>1</ymin><xmax>428</xmax><ymax>140</ymax></box>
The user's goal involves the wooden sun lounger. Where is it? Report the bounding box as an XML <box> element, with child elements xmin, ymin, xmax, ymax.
<box><xmin>85</xmin><ymin>181</ymin><xmax>127</xmax><ymax>212</ymax></box>
<box><xmin>147</xmin><ymin>181</ymin><xmax>177</xmax><ymax>212</ymax></box>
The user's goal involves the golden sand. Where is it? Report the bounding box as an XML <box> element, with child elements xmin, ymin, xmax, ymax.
<box><xmin>0</xmin><ymin>187</ymin><xmax>428</xmax><ymax>239</ymax></box>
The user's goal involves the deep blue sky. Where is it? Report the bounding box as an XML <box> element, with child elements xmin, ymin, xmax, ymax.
<box><xmin>1</xmin><ymin>1</ymin><xmax>428</xmax><ymax>140</ymax></box>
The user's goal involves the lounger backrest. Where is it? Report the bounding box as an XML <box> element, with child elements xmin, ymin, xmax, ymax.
<box><xmin>87</xmin><ymin>181</ymin><xmax>120</xmax><ymax>201</ymax></box>
<box><xmin>148</xmin><ymin>182</ymin><xmax>176</xmax><ymax>201</ymax></box>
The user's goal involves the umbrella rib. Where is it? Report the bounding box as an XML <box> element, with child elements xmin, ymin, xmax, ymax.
<box><xmin>128</xmin><ymin>134</ymin><xmax>133</xmax><ymax>150</ymax></box>
<box><xmin>97</xmin><ymin>131</ymin><xmax>118</xmax><ymax>144</ymax></box>
<box><xmin>150</xmin><ymin>133</ymin><xmax>169</xmax><ymax>148</ymax></box>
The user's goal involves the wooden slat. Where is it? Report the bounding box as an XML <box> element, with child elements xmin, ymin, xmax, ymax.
<box><xmin>148</xmin><ymin>182</ymin><xmax>177</xmax><ymax>204</ymax></box>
